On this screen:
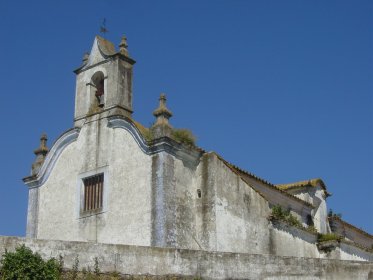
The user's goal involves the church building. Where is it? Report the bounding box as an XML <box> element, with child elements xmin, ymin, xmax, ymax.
<box><xmin>22</xmin><ymin>35</ymin><xmax>373</xmax><ymax>263</ymax></box>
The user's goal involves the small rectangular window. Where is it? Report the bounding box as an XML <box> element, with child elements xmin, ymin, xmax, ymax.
<box><xmin>197</xmin><ymin>189</ymin><xmax>202</xmax><ymax>198</ymax></box>
<box><xmin>83</xmin><ymin>173</ymin><xmax>104</xmax><ymax>212</ymax></box>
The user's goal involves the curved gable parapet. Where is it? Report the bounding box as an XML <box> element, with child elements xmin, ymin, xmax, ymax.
<box><xmin>23</xmin><ymin>128</ymin><xmax>80</xmax><ymax>189</ymax></box>
<box><xmin>107</xmin><ymin>116</ymin><xmax>202</xmax><ymax>166</ymax></box>
<box><xmin>107</xmin><ymin>116</ymin><xmax>149</xmax><ymax>154</ymax></box>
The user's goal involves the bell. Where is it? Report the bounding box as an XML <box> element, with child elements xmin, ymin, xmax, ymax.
<box><xmin>98</xmin><ymin>97</ymin><xmax>105</xmax><ymax>108</ymax></box>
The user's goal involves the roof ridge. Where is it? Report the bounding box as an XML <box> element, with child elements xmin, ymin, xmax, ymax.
<box><xmin>329</xmin><ymin>216</ymin><xmax>373</xmax><ymax>238</ymax></box>
<box><xmin>212</xmin><ymin>152</ymin><xmax>314</xmax><ymax>208</ymax></box>
<box><xmin>276</xmin><ymin>178</ymin><xmax>331</xmax><ymax>197</ymax></box>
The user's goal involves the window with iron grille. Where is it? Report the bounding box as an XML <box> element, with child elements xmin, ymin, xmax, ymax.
<box><xmin>83</xmin><ymin>173</ymin><xmax>104</xmax><ymax>211</ymax></box>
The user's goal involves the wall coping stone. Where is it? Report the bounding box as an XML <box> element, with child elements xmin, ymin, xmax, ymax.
<box><xmin>0</xmin><ymin>236</ymin><xmax>372</xmax><ymax>280</ymax></box>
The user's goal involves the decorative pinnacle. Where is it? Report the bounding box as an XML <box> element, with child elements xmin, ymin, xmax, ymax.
<box><xmin>82</xmin><ymin>52</ymin><xmax>89</xmax><ymax>64</ymax></box>
<box><xmin>119</xmin><ymin>35</ymin><xmax>129</xmax><ymax>56</ymax></box>
<box><xmin>34</xmin><ymin>133</ymin><xmax>49</xmax><ymax>156</ymax></box>
<box><xmin>31</xmin><ymin>133</ymin><xmax>49</xmax><ymax>175</ymax></box>
<box><xmin>153</xmin><ymin>93</ymin><xmax>173</xmax><ymax>124</ymax></box>
<box><xmin>151</xmin><ymin>94</ymin><xmax>173</xmax><ymax>138</ymax></box>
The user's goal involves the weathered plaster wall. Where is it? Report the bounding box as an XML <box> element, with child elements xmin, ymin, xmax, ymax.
<box><xmin>37</xmin><ymin>140</ymin><xmax>80</xmax><ymax>241</ymax></box>
<box><xmin>1</xmin><ymin>237</ymin><xmax>373</xmax><ymax>280</ymax></box>
<box><xmin>313</xmin><ymin>189</ymin><xmax>330</xmax><ymax>234</ymax></box>
<box><xmin>148</xmin><ymin>151</ymin><xmax>273</xmax><ymax>255</ymax></box>
<box><xmin>291</xmin><ymin>188</ymin><xmax>330</xmax><ymax>234</ymax></box>
<box><xmin>196</xmin><ymin>153</ymin><xmax>218</xmax><ymax>251</ymax></box>
<box><xmin>26</xmin><ymin>187</ymin><xmax>39</xmax><ymax>238</ymax></box>
<box><xmin>151</xmin><ymin>152</ymin><xmax>177</xmax><ymax>248</ymax></box>
<box><xmin>36</xmin><ymin>117</ymin><xmax>152</xmax><ymax>246</ymax></box>
<box><xmin>211</xmin><ymin>154</ymin><xmax>271</xmax><ymax>254</ymax></box>
<box><xmin>269</xmin><ymin>221</ymin><xmax>320</xmax><ymax>258</ymax></box>
<box><xmin>241</xmin><ymin>175</ymin><xmax>313</xmax><ymax>227</ymax></box>
<box><xmin>172</xmin><ymin>154</ymin><xmax>202</xmax><ymax>250</ymax></box>
<box><xmin>339</xmin><ymin>242</ymin><xmax>373</xmax><ymax>262</ymax></box>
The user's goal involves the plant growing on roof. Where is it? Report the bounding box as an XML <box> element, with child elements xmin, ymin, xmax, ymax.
<box><xmin>318</xmin><ymin>233</ymin><xmax>342</xmax><ymax>243</ymax></box>
<box><xmin>171</xmin><ymin>128</ymin><xmax>196</xmax><ymax>146</ymax></box>
<box><xmin>270</xmin><ymin>205</ymin><xmax>304</xmax><ymax>229</ymax></box>
<box><xmin>307</xmin><ymin>225</ymin><xmax>317</xmax><ymax>234</ymax></box>
<box><xmin>328</xmin><ymin>209</ymin><xmax>342</xmax><ymax>218</ymax></box>
<box><xmin>271</xmin><ymin>204</ymin><xmax>289</xmax><ymax>220</ymax></box>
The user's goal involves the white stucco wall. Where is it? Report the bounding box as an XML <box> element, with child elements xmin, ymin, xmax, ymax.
<box><xmin>172</xmin><ymin>157</ymin><xmax>202</xmax><ymax>250</ymax></box>
<box><xmin>291</xmin><ymin>187</ymin><xmax>330</xmax><ymax>234</ymax></box>
<box><xmin>313</xmin><ymin>189</ymin><xmax>330</xmax><ymax>234</ymax></box>
<box><xmin>37</xmin><ymin>117</ymin><xmax>152</xmax><ymax>246</ymax></box>
<box><xmin>269</xmin><ymin>224</ymin><xmax>320</xmax><ymax>258</ymax></box>
<box><xmin>339</xmin><ymin>242</ymin><xmax>373</xmax><ymax>262</ymax></box>
<box><xmin>37</xmin><ymin>141</ymin><xmax>80</xmax><ymax>241</ymax></box>
<box><xmin>211</xmin><ymin>155</ymin><xmax>271</xmax><ymax>254</ymax></box>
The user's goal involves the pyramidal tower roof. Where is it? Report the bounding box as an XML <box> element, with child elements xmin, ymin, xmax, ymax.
<box><xmin>74</xmin><ymin>35</ymin><xmax>134</xmax><ymax>74</ymax></box>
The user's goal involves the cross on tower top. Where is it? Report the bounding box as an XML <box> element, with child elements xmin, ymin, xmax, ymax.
<box><xmin>100</xmin><ymin>18</ymin><xmax>109</xmax><ymax>36</ymax></box>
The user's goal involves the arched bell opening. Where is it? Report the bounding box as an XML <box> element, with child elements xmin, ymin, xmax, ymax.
<box><xmin>91</xmin><ymin>71</ymin><xmax>105</xmax><ymax>108</ymax></box>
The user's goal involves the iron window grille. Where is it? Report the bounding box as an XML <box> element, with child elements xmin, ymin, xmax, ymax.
<box><xmin>83</xmin><ymin>173</ymin><xmax>104</xmax><ymax>212</ymax></box>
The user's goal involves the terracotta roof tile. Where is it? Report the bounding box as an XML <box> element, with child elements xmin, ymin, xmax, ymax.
<box><xmin>329</xmin><ymin>216</ymin><xmax>373</xmax><ymax>239</ymax></box>
<box><xmin>213</xmin><ymin>153</ymin><xmax>314</xmax><ymax>208</ymax></box>
<box><xmin>276</xmin><ymin>178</ymin><xmax>331</xmax><ymax>197</ymax></box>
<box><xmin>96</xmin><ymin>35</ymin><xmax>116</xmax><ymax>56</ymax></box>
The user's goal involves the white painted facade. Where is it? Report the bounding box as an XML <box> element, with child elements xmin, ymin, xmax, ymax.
<box><xmin>36</xmin><ymin>118</ymin><xmax>152</xmax><ymax>246</ymax></box>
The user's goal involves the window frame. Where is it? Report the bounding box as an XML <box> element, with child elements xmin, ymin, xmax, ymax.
<box><xmin>83</xmin><ymin>173</ymin><xmax>104</xmax><ymax>212</ymax></box>
<box><xmin>77</xmin><ymin>167</ymin><xmax>108</xmax><ymax>218</ymax></box>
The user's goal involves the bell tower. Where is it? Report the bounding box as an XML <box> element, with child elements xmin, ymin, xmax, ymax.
<box><xmin>73</xmin><ymin>35</ymin><xmax>136</xmax><ymax>127</ymax></box>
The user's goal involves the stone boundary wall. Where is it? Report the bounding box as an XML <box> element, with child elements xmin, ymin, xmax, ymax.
<box><xmin>1</xmin><ymin>236</ymin><xmax>372</xmax><ymax>280</ymax></box>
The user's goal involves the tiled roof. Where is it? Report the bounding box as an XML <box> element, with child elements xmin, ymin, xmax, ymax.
<box><xmin>214</xmin><ymin>154</ymin><xmax>314</xmax><ymax>208</ymax></box>
<box><xmin>96</xmin><ymin>36</ymin><xmax>116</xmax><ymax>56</ymax></box>
<box><xmin>329</xmin><ymin>216</ymin><xmax>373</xmax><ymax>239</ymax></box>
<box><xmin>276</xmin><ymin>178</ymin><xmax>331</xmax><ymax>197</ymax></box>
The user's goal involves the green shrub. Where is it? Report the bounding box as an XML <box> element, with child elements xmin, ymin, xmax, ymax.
<box><xmin>58</xmin><ymin>254</ymin><xmax>64</xmax><ymax>274</ymax></box>
<box><xmin>171</xmin><ymin>129</ymin><xmax>196</xmax><ymax>146</ymax></box>
<box><xmin>287</xmin><ymin>214</ymin><xmax>302</xmax><ymax>227</ymax></box>
<box><xmin>0</xmin><ymin>244</ymin><xmax>60</xmax><ymax>280</ymax></box>
<box><xmin>142</xmin><ymin>128</ymin><xmax>154</xmax><ymax>142</ymax></box>
<box><xmin>328</xmin><ymin>209</ymin><xmax>342</xmax><ymax>218</ymax></box>
<box><xmin>108</xmin><ymin>271</ymin><xmax>121</xmax><ymax>279</ymax></box>
<box><xmin>271</xmin><ymin>205</ymin><xmax>287</xmax><ymax>220</ymax></box>
<box><xmin>307</xmin><ymin>225</ymin><xmax>317</xmax><ymax>233</ymax></box>
<box><xmin>318</xmin><ymin>233</ymin><xmax>342</xmax><ymax>242</ymax></box>
<box><xmin>271</xmin><ymin>205</ymin><xmax>303</xmax><ymax>228</ymax></box>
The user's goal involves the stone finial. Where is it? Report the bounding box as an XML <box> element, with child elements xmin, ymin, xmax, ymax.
<box><xmin>119</xmin><ymin>35</ymin><xmax>129</xmax><ymax>57</ymax></box>
<box><xmin>151</xmin><ymin>94</ymin><xmax>173</xmax><ymax>138</ymax></box>
<box><xmin>82</xmin><ymin>52</ymin><xmax>89</xmax><ymax>64</ymax></box>
<box><xmin>153</xmin><ymin>94</ymin><xmax>173</xmax><ymax>126</ymax></box>
<box><xmin>31</xmin><ymin>133</ymin><xmax>49</xmax><ymax>176</ymax></box>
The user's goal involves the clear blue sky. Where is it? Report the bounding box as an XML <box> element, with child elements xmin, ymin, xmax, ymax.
<box><xmin>0</xmin><ymin>0</ymin><xmax>372</xmax><ymax>235</ymax></box>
